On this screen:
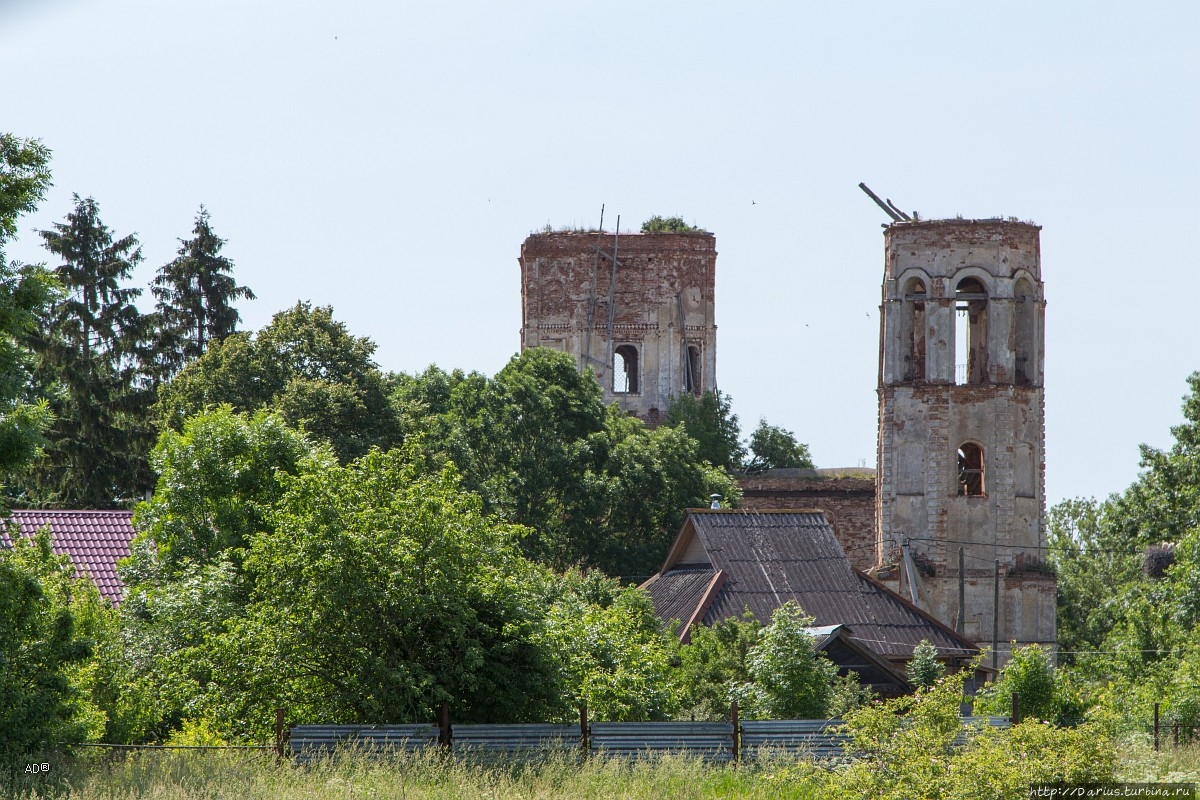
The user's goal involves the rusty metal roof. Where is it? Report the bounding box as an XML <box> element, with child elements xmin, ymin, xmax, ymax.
<box><xmin>2</xmin><ymin>510</ymin><xmax>136</xmax><ymax>604</ymax></box>
<box><xmin>642</xmin><ymin>510</ymin><xmax>978</xmax><ymax>660</ymax></box>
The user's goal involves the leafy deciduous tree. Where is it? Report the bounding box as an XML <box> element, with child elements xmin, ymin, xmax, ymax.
<box><xmin>666</xmin><ymin>389</ymin><xmax>744</xmax><ymax>472</ymax></box>
<box><xmin>0</xmin><ymin>530</ymin><xmax>94</xmax><ymax>758</ymax></box>
<box><xmin>744</xmin><ymin>417</ymin><xmax>815</xmax><ymax>473</ymax></box>
<box><xmin>674</xmin><ymin>613</ymin><xmax>760</xmax><ymax>721</ymax></box>
<box><xmin>907</xmin><ymin>639</ymin><xmax>945</xmax><ymax>690</ymax></box>
<box><xmin>157</xmin><ymin>303</ymin><xmax>399</xmax><ymax>463</ymax></box>
<box><xmin>744</xmin><ymin>601</ymin><xmax>837</xmax><ymax>719</ymax></box>
<box><xmin>0</xmin><ymin>134</ymin><xmax>57</xmax><ymax>488</ymax></box>
<box><xmin>230</xmin><ymin>450</ymin><xmax>563</xmax><ymax>732</ymax></box>
<box><xmin>538</xmin><ymin>572</ymin><xmax>679</xmax><ymax>722</ymax></box>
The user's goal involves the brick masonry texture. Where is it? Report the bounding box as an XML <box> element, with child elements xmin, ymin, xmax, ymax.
<box><xmin>519</xmin><ymin>231</ymin><xmax>717</xmax><ymax>422</ymax></box>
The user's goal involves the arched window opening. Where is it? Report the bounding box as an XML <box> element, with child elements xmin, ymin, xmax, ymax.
<box><xmin>613</xmin><ymin>344</ymin><xmax>639</xmax><ymax>394</ymax></box>
<box><xmin>957</xmin><ymin>443</ymin><xmax>985</xmax><ymax>497</ymax></box>
<box><xmin>901</xmin><ymin>278</ymin><xmax>927</xmax><ymax>382</ymax></box>
<box><xmin>685</xmin><ymin>345</ymin><xmax>702</xmax><ymax>395</ymax></box>
<box><xmin>1014</xmin><ymin>278</ymin><xmax>1036</xmax><ymax>386</ymax></box>
<box><xmin>954</xmin><ymin>277</ymin><xmax>988</xmax><ymax>386</ymax></box>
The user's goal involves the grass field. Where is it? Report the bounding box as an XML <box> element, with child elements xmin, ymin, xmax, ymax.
<box><xmin>7</xmin><ymin>736</ymin><xmax>1200</xmax><ymax>799</ymax></box>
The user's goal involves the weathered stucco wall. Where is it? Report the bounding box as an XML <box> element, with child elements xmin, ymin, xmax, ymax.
<box><xmin>519</xmin><ymin>231</ymin><xmax>717</xmax><ymax>423</ymax></box>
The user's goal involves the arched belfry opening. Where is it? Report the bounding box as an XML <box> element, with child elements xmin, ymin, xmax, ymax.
<box><xmin>954</xmin><ymin>277</ymin><xmax>988</xmax><ymax>386</ymax></box>
<box><xmin>1014</xmin><ymin>278</ymin><xmax>1037</xmax><ymax>386</ymax></box>
<box><xmin>957</xmin><ymin>442</ymin><xmax>985</xmax><ymax>496</ymax></box>
<box><xmin>901</xmin><ymin>277</ymin><xmax>927</xmax><ymax>382</ymax></box>
<box><xmin>684</xmin><ymin>344</ymin><xmax>702</xmax><ymax>395</ymax></box>
<box><xmin>613</xmin><ymin>344</ymin><xmax>639</xmax><ymax>394</ymax></box>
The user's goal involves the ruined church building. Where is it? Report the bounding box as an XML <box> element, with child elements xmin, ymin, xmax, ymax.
<box><xmin>519</xmin><ymin>217</ymin><xmax>1055</xmax><ymax>663</ymax></box>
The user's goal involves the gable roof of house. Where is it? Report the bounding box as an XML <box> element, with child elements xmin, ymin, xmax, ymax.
<box><xmin>640</xmin><ymin>509</ymin><xmax>979</xmax><ymax>661</ymax></box>
<box><xmin>1</xmin><ymin>510</ymin><xmax>136</xmax><ymax>604</ymax></box>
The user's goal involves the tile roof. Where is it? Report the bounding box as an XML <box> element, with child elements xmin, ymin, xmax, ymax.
<box><xmin>1</xmin><ymin>510</ymin><xmax>136</xmax><ymax>604</ymax></box>
<box><xmin>642</xmin><ymin>509</ymin><xmax>979</xmax><ymax>661</ymax></box>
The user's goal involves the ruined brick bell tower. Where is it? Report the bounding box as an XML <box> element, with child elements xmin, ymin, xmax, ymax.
<box><xmin>519</xmin><ymin>229</ymin><xmax>717</xmax><ymax>423</ymax></box>
<box><xmin>876</xmin><ymin>219</ymin><xmax>1056</xmax><ymax>665</ymax></box>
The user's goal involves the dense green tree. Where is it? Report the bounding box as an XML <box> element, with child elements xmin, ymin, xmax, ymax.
<box><xmin>21</xmin><ymin>195</ymin><xmax>151</xmax><ymax>506</ymax></box>
<box><xmin>975</xmin><ymin>645</ymin><xmax>1060</xmax><ymax>723</ymax></box>
<box><xmin>226</xmin><ymin>450</ymin><xmax>563</xmax><ymax>733</ymax></box>
<box><xmin>0</xmin><ymin>529</ymin><xmax>94</xmax><ymax>759</ymax></box>
<box><xmin>744</xmin><ymin>417</ymin><xmax>815</xmax><ymax>472</ymax></box>
<box><xmin>157</xmin><ymin>303</ymin><xmax>400</xmax><ymax>462</ymax></box>
<box><xmin>118</xmin><ymin>408</ymin><xmax>334</xmax><ymax>742</ymax></box>
<box><xmin>1047</xmin><ymin>497</ymin><xmax>1131</xmax><ymax>660</ymax></box>
<box><xmin>674</xmin><ymin>613</ymin><xmax>760</xmax><ymax>721</ymax></box>
<box><xmin>666</xmin><ymin>389</ymin><xmax>744</xmax><ymax>472</ymax></box>
<box><xmin>0</xmin><ymin>134</ymin><xmax>57</xmax><ymax>487</ymax></box>
<box><xmin>537</xmin><ymin>571</ymin><xmax>680</xmax><ymax>722</ymax></box>
<box><xmin>907</xmin><ymin>639</ymin><xmax>945</xmax><ymax>690</ymax></box>
<box><xmin>417</xmin><ymin>349</ymin><xmax>739</xmax><ymax>576</ymax></box>
<box><xmin>1049</xmin><ymin>373</ymin><xmax>1200</xmax><ymax>675</ymax></box>
<box><xmin>150</xmin><ymin>206</ymin><xmax>254</xmax><ymax>378</ymax></box>
<box><xmin>743</xmin><ymin>601</ymin><xmax>837</xmax><ymax>719</ymax></box>
<box><xmin>640</xmin><ymin>215</ymin><xmax>704</xmax><ymax>233</ymax></box>
<box><xmin>130</xmin><ymin>406</ymin><xmax>334</xmax><ymax>581</ymax></box>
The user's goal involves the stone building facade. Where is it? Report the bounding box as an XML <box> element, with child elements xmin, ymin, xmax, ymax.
<box><xmin>518</xmin><ymin>230</ymin><xmax>717</xmax><ymax>423</ymax></box>
<box><xmin>875</xmin><ymin>219</ymin><xmax>1056</xmax><ymax>664</ymax></box>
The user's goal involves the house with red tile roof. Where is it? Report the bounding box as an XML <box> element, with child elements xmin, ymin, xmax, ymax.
<box><xmin>1</xmin><ymin>510</ymin><xmax>137</xmax><ymax>605</ymax></box>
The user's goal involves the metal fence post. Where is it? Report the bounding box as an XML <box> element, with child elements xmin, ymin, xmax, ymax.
<box><xmin>579</xmin><ymin>701</ymin><xmax>589</xmax><ymax>757</ymax></box>
<box><xmin>275</xmin><ymin>708</ymin><xmax>285</xmax><ymax>764</ymax></box>
<box><xmin>439</xmin><ymin>702</ymin><xmax>451</xmax><ymax>750</ymax></box>
<box><xmin>731</xmin><ymin>700</ymin><xmax>740</xmax><ymax>764</ymax></box>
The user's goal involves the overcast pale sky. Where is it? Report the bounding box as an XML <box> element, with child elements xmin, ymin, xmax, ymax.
<box><xmin>2</xmin><ymin>0</ymin><xmax>1197</xmax><ymax>508</ymax></box>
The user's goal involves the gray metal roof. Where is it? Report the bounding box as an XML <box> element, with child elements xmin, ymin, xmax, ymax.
<box><xmin>642</xmin><ymin>510</ymin><xmax>978</xmax><ymax>660</ymax></box>
<box><xmin>639</xmin><ymin>567</ymin><xmax>716</xmax><ymax>630</ymax></box>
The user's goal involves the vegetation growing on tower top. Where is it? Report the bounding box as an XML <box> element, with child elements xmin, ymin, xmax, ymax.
<box><xmin>641</xmin><ymin>215</ymin><xmax>706</xmax><ymax>233</ymax></box>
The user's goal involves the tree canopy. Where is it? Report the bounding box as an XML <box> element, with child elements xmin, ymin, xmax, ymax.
<box><xmin>402</xmin><ymin>349</ymin><xmax>739</xmax><ymax>577</ymax></box>
<box><xmin>157</xmin><ymin>302</ymin><xmax>400</xmax><ymax>463</ymax></box>
<box><xmin>0</xmin><ymin>134</ymin><xmax>56</xmax><ymax>487</ymax></box>
<box><xmin>151</xmin><ymin>206</ymin><xmax>254</xmax><ymax>379</ymax></box>
<box><xmin>744</xmin><ymin>418</ymin><xmax>815</xmax><ymax>472</ymax></box>
<box><xmin>18</xmin><ymin>195</ymin><xmax>152</xmax><ymax>506</ymax></box>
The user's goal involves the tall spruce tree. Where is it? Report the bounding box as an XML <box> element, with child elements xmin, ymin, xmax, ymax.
<box><xmin>151</xmin><ymin>206</ymin><xmax>253</xmax><ymax>378</ymax></box>
<box><xmin>22</xmin><ymin>194</ymin><xmax>151</xmax><ymax>506</ymax></box>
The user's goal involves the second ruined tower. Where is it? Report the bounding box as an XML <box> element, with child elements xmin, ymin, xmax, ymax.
<box><xmin>876</xmin><ymin>218</ymin><xmax>1056</xmax><ymax>664</ymax></box>
<box><xmin>519</xmin><ymin>230</ymin><xmax>717</xmax><ymax>423</ymax></box>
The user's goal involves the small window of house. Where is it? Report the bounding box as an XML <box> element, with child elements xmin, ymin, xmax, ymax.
<box><xmin>613</xmin><ymin>344</ymin><xmax>639</xmax><ymax>394</ymax></box>
<box><xmin>957</xmin><ymin>443</ymin><xmax>985</xmax><ymax>497</ymax></box>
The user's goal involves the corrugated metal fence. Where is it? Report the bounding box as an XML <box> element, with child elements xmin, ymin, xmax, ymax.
<box><xmin>288</xmin><ymin>711</ymin><xmax>1009</xmax><ymax>764</ymax></box>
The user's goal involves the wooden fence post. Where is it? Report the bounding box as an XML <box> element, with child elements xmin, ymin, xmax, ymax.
<box><xmin>579</xmin><ymin>701</ymin><xmax>589</xmax><ymax>757</ymax></box>
<box><xmin>1154</xmin><ymin>702</ymin><xmax>1160</xmax><ymax>752</ymax></box>
<box><xmin>438</xmin><ymin>702</ymin><xmax>451</xmax><ymax>749</ymax></box>
<box><xmin>1010</xmin><ymin>692</ymin><xmax>1020</xmax><ymax>725</ymax></box>
<box><xmin>731</xmin><ymin>700</ymin><xmax>740</xmax><ymax>764</ymax></box>
<box><xmin>275</xmin><ymin>708</ymin><xmax>285</xmax><ymax>764</ymax></box>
